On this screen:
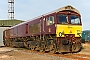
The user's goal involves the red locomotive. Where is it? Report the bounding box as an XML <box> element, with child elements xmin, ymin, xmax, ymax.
<box><xmin>3</xmin><ymin>5</ymin><xmax>84</xmax><ymax>53</ymax></box>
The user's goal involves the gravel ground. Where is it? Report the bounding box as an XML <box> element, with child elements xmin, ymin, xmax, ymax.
<box><xmin>0</xmin><ymin>43</ymin><xmax>90</xmax><ymax>60</ymax></box>
<box><xmin>78</xmin><ymin>43</ymin><xmax>90</xmax><ymax>55</ymax></box>
<box><xmin>0</xmin><ymin>47</ymin><xmax>72</xmax><ymax>60</ymax></box>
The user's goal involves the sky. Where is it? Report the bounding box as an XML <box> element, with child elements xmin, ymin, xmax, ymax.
<box><xmin>0</xmin><ymin>0</ymin><xmax>90</xmax><ymax>30</ymax></box>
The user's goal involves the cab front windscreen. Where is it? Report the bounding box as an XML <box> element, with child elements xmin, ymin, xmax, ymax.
<box><xmin>57</xmin><ymin>14</ymin><xmax>81</xmax><ymax>24</ymax></box>
<box><xmin>57</xmin><ymin>14</ymin><xmax>68</xmax><ymax>24</ymax></box>
<box><xmin>70</xmin><ymin>15</ymin><xmax>80</xmax><ymax>24</ymax></box>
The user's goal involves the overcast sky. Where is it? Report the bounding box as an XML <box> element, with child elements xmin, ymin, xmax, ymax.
<box><xmin>0</xmin><ymin>0</ymin><xmax>90</xmax><ymax>30</ymax></box>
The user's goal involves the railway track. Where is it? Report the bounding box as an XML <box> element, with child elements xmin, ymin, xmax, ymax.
<box><xmin>24</xmin><ymin>47</ymin><xmax>90</xmax><ymax>60</ymax></box>
<box><xmin>54</xmin><ymin>53</ymin><xmax>90</xmax><ymax>60</ymax></box>
<box><xmin>1</xmin><ymin>43</ymin><xmax>90</xmax><ymax>60</ymax></box>
<box><xmin>0</xmin><ymin>46</ymin><xmax>90</xmax><ymax>60</ymax></box>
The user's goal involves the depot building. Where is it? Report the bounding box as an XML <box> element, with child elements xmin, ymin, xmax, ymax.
<box><xmin>0</xmin><ymin>19</ymin><xmax>24</xmax><ymax>46</ymax></box>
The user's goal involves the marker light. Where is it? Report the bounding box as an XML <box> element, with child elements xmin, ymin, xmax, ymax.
<box><xmin>59</xmin><ymin>32</ymin><xmax>62</xmax><ymax>37</ymax></box>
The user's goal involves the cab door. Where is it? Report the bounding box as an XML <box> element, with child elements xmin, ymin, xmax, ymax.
<box><xmin>44</xmin><ymin>14</ymin><xmax>56</xmax><ymax>34</ymax></box>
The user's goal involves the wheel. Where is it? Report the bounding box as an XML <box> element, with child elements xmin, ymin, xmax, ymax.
<box><xmin>31</xmin><ymin>46</ymin><xmax>35</xmax><ymax>51</ymax></box>
<box><xmin>35</xmin><ymin>45</ymin><xmax>40</xmax><ymax>51</ymax></box>
<box><xmin>49</xmin><ymin>44</ymin><xmax>56</xmax><ymax>54</ymax></box>
<box><xmin>40</xmin><ymin>45</ymin><xmax>45</xmax><ymax>52</ymax></box>
<box><xmin>24</xmin><ymin>42</ymin><xmax>29</xmax><ymax>48</ymax></box>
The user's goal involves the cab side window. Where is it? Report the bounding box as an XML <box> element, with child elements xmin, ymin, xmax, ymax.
<box><xmin>46</xmin><ymin>16</ymin><xmax>54</xmax><ymax>25</ymax></box>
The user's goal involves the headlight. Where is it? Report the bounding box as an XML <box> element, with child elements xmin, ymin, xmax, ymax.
<box><xmin>59</xmin><ymin>32</ymin><xmax>62</xmax><ymax>37</ymax></box>
<box><xmin>77</xmin><ymin>33</ymin><xmax>82</xmax><ymax>37</ymax></box>
<box><xmin>79</xmin><ymin>33</ymin><xmax>82</xmax><ymax>37</ymax></box>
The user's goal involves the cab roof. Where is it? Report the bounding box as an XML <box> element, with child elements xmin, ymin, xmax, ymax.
<box><xmin>44</xmin><ymin>5</ymin><xmax>80</xmax><ymax>16</ymax></box>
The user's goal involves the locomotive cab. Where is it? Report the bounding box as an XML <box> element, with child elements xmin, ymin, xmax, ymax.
<box><xmin>55</xmin><ymin>7</ymin><xmax>82</xmax><ymax>52</ymax></box>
